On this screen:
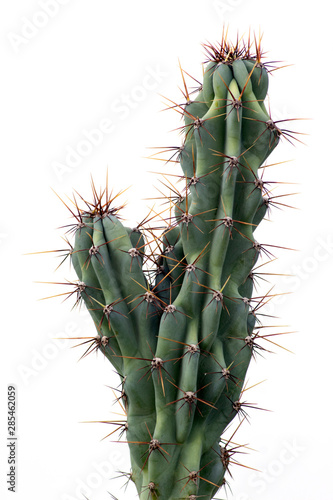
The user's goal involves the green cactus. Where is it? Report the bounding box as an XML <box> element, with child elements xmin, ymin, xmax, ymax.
<box><xmin>54</xmin><ymin>33</ymin><xmax>296</xmax><ymax>499</ymax></box>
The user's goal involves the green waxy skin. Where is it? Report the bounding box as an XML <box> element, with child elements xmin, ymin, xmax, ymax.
<box><xmin>58</xmin><ymin>36</ymin><xmax>290</xmax><ymax>499</ymax></box>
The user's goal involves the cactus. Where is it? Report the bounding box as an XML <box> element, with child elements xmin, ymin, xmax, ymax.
<box><xmin>52</xmin><ymin>32</ymin><xmax>297</xmax><ymax>499</ymax></box>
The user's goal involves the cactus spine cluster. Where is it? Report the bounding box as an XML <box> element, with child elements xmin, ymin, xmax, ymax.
<box><xmin>55</xmin><ymin>33</ymin><xmax>294</xmax><ymax>499</ymax></box>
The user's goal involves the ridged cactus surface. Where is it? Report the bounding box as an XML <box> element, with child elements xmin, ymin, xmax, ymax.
<box><xmin>55</xmin><ymin>33</ymin><xmax>294</xmax><ymax>499</ymax></box>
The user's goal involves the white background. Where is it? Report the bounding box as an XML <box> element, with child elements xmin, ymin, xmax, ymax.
<box><xmin>0</xmin><ymin>1</ymin><xmax>332</xmax><ymax>499</ymax></box>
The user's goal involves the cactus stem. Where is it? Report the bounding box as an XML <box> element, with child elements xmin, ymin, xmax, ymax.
<box><xmin>263</xmin><ymin>192</ymin><xmax>299</xmax><ymax>214</ymax></box>
<box><xmin>109</xmin><ymin>386</ymin><xmax>128</xmax><ymax>409</ymax></box>
<box><xmin>36</xmin><ymin>279</ymin><xmax>97</xmax><ymax>308</ymax></box>
<box><xmin>64</xmin><ymin>335</ymin><xmax>112</xmax><ymax>360</ymax></box>
<box><xmin>48</xmin><ymin>32</ymin><xmax>299</xmax><ymax>499</ymax></box>
<box><xmin>250</xmin><ymin>329</ymin><xmax>294</xmax><ymax>354</ymax></box>
<box><xmin>168</xmin><ymin>248</ymin><xmax>213</xmax><ymax>285</ymax></box>
<box><xmin>119</xmin><ymin>425</ymin><xmax>178</xmax><ymax>469</ymax></box>
<box><xmin>128</xmin><ymin>281</ymin><xmax>166</xmax><ymax>315</ymax></box>
<box><xmin>207</xmin><ymin>212</ymin><xmax>256</xmax><ymax>237</ymax></box>
<box><xmin>177</xmin><ymin>112</ymin><xmax>219</xmax><ymax>143</ymax></box>
<box><xmin>146</xmin><ymin>144</ymin><xmax>186</xmax><ymax>164</ymax></box>
<box><xmin>247</xmin><ymin>259</ymin><xmax>282</xmax><ymax>288</ymax></box>
<box><xmin>158</xmin><ymin>333</ymin><xmax>213</xmax><ymax>362</ymax></box>
<box><xmin>218</xmin><ymin>440</ymin><xmax>259</xmax><ymax>477</ymax></box>
<box><xmin>211</xmin><ymin>150</ymin><xmax>249</xmax><ymax>180</ymax></box>
<box><xmin>73</xmin><ymin>233</ymin><xmax>126</xmax><ymax>269</ymax></box>
<box><xmin>205</xmin><ymin>359</ymin><xmax>240</xmax><ymax>389</ymax></box>
<box><xmin>117</xmin><ymin>353</ymin><xmax>177</xmax><ymax>394</ymax></box>
<box><xmin>171</xmin><ymin>207</ymin><xmax>216</xmax><ymax>235</ymax></box>
<box><xmin>140</xmin><ymin>481</ymin><xmax>159</xmax><ymax>499</ymax></box>
<box><xmin>179</xmin><ymin>461</ymin><xmax>220</xmax><ymax>491</ymax></box>
<box><xmin>166</xmin><ymin>380</ymin><xmax>217</xmax><ymax>416</ymax></box>
<box><xmin>87</xmin><ymin>295</ymin><xmax>130</xmax><ymax>329</ymax></box>
<box><xmin>83</xmin><ymin>418</ymin><xmax>128</xmax><ymax>440</ymax></box>
<box><xmin>196</xmin><ymin>277</ymin><xmax>232</xmax><ymax>314</ymax></box>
